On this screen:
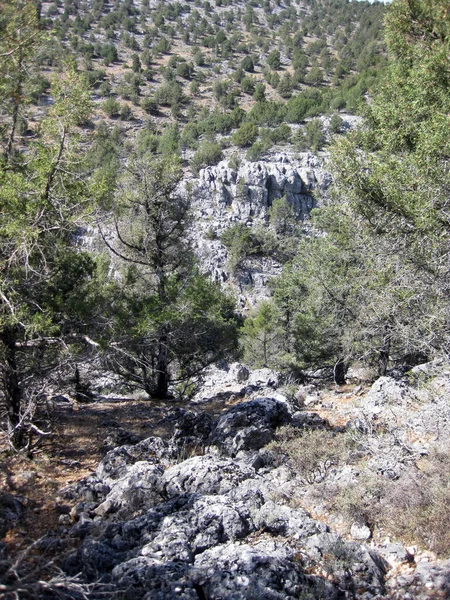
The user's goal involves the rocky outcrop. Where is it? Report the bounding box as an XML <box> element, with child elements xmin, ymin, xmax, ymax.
<box><xmin>59</xmin><ymin>392</ymin><xmax>389</xmax><ymax>599</ymax></box>
<box><xmin>188</xmin><ymin>153</ymin><xmax>331</xmax><ymax>306</ymax></box>
<box><xmin>195</xmin><ymin>153</ymin><xmax>328</xmax><ymax>223</ymax></box>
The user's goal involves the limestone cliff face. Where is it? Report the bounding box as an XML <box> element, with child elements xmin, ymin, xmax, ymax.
<box><xmin>188</xmin><ymin>152</ymin><xmax>331</xmax><ymax>307</ymax></box>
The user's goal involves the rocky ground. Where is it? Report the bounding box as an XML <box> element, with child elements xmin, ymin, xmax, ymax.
<box><xmin>2</xmin><ymin>360</ymin><xmax>450</xmax><ymax>599</ymax></box>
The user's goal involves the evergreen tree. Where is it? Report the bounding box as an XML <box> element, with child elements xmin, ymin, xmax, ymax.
<box><xmin>100</xmin><ymin>153</ymin><xmax>239</xmax><ymax>398</ymax></box>
<box><xmin>272</xmin><ymin>0</ymin><xmax>450</xmax><ymax>374</ymax></box>
<box><xmin>0</xmin><ymin>0</ymin><xmax>42</xmax><ymax>162</ymax></box>
<box><xmin>0</xmin><ymin>67</ymin><xmax>98</xmax><ymax>448</ymax></box>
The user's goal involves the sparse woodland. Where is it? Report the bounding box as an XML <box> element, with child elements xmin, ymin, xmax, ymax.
<box><xmin>1</xmin><ymin>0</ymin><xmax>450</xmax><ymax>598</ymax></box>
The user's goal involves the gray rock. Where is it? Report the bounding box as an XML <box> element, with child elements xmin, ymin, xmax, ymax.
<box><xmin>362</xmin><ymin>377</ymin><xmax>415</xmax><ymax>413</ymax></box>
<box><xmin>0</xmin><ymin>494</ymin><xmax>24</xmax><ymax>537</ymax></box>
<box><xmin>228</xmin><ymin>363</ymin><xmax>250</xmax><ymax>383</ymax></box>
<box><xmin>291</xmin><ymin>411</ymin><xmax>328</xmax><ymax>429</ymax></box>
<box><xmin>191</xmin><ymin>154</ymin><xmax>328</xmax><ymax>305</ymax></box>
<box><xmin>112</xmin><ymin>556</ymin><xmax>197</xmax><ymax>600</ymax></box>
<box><xmin>95</xmin><ymin>461</ymin><xmax>164</xmax><ymax>517</ymax></box>
<box><xmin>165</xmin><ymin>408</ymin><xmax>216</xmax><ymax>451</ymax></box>
<box><xmin>248</xmin><ymin>368</ymin><xmax>279</xmax><ymax>388</ymax></box>
<box><xmin>254</xmin><ymin>501</ymin><xmax>327</xmax><ymax>539</ymax></box>
<box><xmin>97</xmin><ymin>436</ymin><xmax>175</xmax><ymax>484</ymax></box>
<box><xmin>77</xmin><ymin>540</ymin><xmax>119</xmax><ymax>579</ymax></box>
<box><xmin>193</xmin><ymin>539</ymin><xmax>310</xmax><ymax>599</ymax></box>
<box><xmin>162</xmin><ymin>455</ymin><xmax>257</xmax><ymax>497</ymax></box>
<box><xmin>350</xmin><ymin>522</ymin><xmax>372</xmax><ymax>541</ymax></box>
<box><xmin>379</xmin><ymin>542</ymin><xmax>413</xmax><ymax>564</ymax></box>
<box><xmin>209</xmin><ymin>397</ymin><xmax>291</xmax><ymax>457</ymax></box>
<box><xmin>141</xmin><ymin>494</ymin><xmax>253</xmax><ymax>562</ymax></box>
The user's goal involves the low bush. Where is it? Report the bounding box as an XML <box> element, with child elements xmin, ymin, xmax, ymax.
<box><xmin>268</xmin><ymin>427</ymin><xmax>354</xmax><ymax>484</ymax></box>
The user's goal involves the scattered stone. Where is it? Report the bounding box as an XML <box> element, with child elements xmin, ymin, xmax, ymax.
<box><xmin>350</xmin><ymin>522</ymin><xmax>372</xmax><ymax>541</ymax></box>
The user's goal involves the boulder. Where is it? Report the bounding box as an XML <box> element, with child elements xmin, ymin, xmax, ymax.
<box><xmin>96</xmin><ymin>436</ymin><xmax>175</xmax><ymax>484</ymax></box>
<box><xmin>162</xmin><ymin>455</ymin><xmax>257</xmax><ymax>497</ymax></box>
<box><xmin>193</xmin><ymin>539</ymin><xmax>311</xmax><ymax>600</ymax></box>
<box><xmin>95</xmin><ymin>461</ymin><xmax>164</xmax><ymax>517</ymax></box>
<box><xmin>208</xmin><ymin>397</ymin><xmax>292</xmax><ymax>457</ymax></box>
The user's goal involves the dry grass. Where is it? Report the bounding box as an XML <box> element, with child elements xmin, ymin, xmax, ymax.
<box><xmin>267</xmin><ymin>426</ymin><xmax>355</xmax><ymax>484</ymax></box>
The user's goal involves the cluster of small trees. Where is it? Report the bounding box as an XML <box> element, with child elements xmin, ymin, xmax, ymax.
<box><xmin>0</xmin><ymin>2</ymin><xmax>239</xmax><ymax>450</ymax></box>
<box><xmin>39</xmin><ymin>0</ymin><xmax>386</xmax><ymax>144</ymax></box>
<box><xmin>243</xmin><ymin>0</ymin><xmax>450</xmax><ymax>377</ymax></box>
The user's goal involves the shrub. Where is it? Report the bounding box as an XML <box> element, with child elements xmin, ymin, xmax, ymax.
<box><xmin>102</xmin><ymin>97</ymin><xmax>121</xmax><ymax>118</ymax></box>
<box><xmin>141</xmin><ymin>97</ymin><xmax>158</xmax><ymax>115</ymax></box>
<box><xmin>330</xmin><ymin>114</ymin><xmax>345</xmax><ymax>134</ymax></box>
<box><xmin>246</xmin><ymin>140</ymin><xmax>269</xmax><ymax>162</ymax></box>
<box><xmin>154</xmin><ymin>81</ymin><xmax>184</xmax><ymax>107</ymax></box>
<box><xmin>190</xmin><ymin>141</ymin><xmax>223</xmax><ymax>175</ymax></box>
<box><xmin>221</xmin><ymin>222</ymin><xmax>275</xmax><ymax>273</ymax></box>
<box><xmin>120</xmin><ymin>103</ymin><xmax>132</xmax><ymax>120</ymax></box>
<box><xmin>231</xmin><ymin>122</ymin><xmax>258</xmax><ymax>147</ymax></box>
<box><xmin>240</xmin><ymin>55</ymin><xmax>255</xmax><ymax>72</ymax></box>
<box><xmin>267</xmin><ymin>49</ymin><xmax>281</xmax><ymax>70</ymax></box>
<box><xmin>268</xmin><ymin>427</ymin><xmax>354</xmax><ymax>484</ymax></box>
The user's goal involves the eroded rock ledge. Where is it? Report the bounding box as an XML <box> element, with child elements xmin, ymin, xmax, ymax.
<box><xmin>59</xmin><ymin>394</ymin><xmax>386</xmax><ymax>599</ymax></box>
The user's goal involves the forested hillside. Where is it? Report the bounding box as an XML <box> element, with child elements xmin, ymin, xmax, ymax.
<box><xmin>2</xmin><ymin>1</ymin><xmax>450</xmax><ymax>598</ymax></box>
<box><xmin>0</xmin><ymin>0</ymin><xmax>388</xmax><ymax>449</ymax></box>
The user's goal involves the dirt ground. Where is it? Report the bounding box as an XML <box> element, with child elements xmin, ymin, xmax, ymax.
<box><xmin>0</xmin><ymin>397</ymin><xmax>176</xmax><ymax>555</ymax></box>
<box><xmin>0</xmin><ymin>392</ymin><xmax>244</xmax><ymax>558</ymax></box>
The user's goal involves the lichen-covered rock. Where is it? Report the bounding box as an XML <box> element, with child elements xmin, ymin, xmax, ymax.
<box><xmin>95</xmin><ymin>461</ymin><xmax>164</xmax><ymax>517</ymax></box>
<box><xmin>165</xmin><ymin>408</ymin><xmax>216</xmax><ymax>452</ymax></box>
<box><xmin>112</xmin><ymin>557</ymin><xmax>196</xmax><ymax>600</ymax></box>
<box><xmin>162</xmin><ymin>455</ymin><xmax>257</xmax><ymax>497</ymax></box>
<box><xmin>193</xmin><ymin>539</ymin><xmax>316</xmax><ymax>600</ymax></box>
<box><xmin>362</xmin><ymin>377</ymin><xmax>416</xmax><ymax>413</ymax></box>
<box><xmin>209</xmin><ymin>397</ymin><xmax>292</xmax><ymax>457</ymax></box>
<box><xmin>141</xmin><ymin>494</ymin><xmax>253</xmax><ymax>562</ymax></box>
<box><xmin>96</xmin><ymin>436</ymin><xmax>175</xmax><ymax>484</ymax></box>
<box><xmin>254</xmin><ymin>501</ymin><xmax>327</xmax><ymax>539</ymax></box>
<box><xmin>0</xmin><ymin>494</ymin><xmax>25</xmax><ymax>537</ymax></box>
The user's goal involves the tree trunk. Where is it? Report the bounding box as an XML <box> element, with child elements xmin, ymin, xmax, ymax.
<box><xmin>378</xmin><ymin>323</ymin><xmax>392</xmax><ymax>376</ymax></box>
<box><xmin>154</xmin><ymin>330</ymin><xmax>169</xmax><ymax>398</ymax></box>
<box><xmin>0</xmin><ymin>327</ymin><xmax>23</xmax><ymax>448</ymax></box>
<box><xmin>5</xmin><ymin>49</ymin><xmax>23</xmax><ymax>163</ymax></box>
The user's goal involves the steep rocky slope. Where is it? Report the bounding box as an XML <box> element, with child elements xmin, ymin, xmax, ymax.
<box><xmin>33</xmin><ymin>360</ymin><xmax>450</xmax><ymax>600</ymax></box>
<box><xmin>189</xmin><ymin>151</ymin><xmax>331</xmax><ymax>306</ymax></box>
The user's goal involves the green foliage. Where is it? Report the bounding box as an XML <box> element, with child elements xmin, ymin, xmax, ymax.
<box><xmin>0</xmin><ymin>0</ymin><xmax>43</xmax><ymax>160</ymax></box>
<box><xmin>295</xmin><ymin>119</ymin><xmax>326</xmax><ymax>152</ymax></box>
<box><xmin>277</xmin><ymin>72</ymin><xmax>293</xmax><ymax>99</ymax></box>
<box><xmin>268</xmin><ymin>427</ymin><xmax>354</xmax><ymax>484</ymax></box>
<box><xmin>103</xmin><ymin>153</ymin><xmax>239</xmax><ymax>397</ymax></box>
<box><xmin>285</xmin><ymin>89</ymin><xmax>323</xmax><ymax>123</ymax></box>
<box><xmin>103</xmin><ymin>97</ymin><xmax>121</xmax><ymax>118</ymax></box>
<box><xmin>221</xmin><ymin>222</ymin><xmax>276</xmax><ymax>273</ymax></box>
<box><xmin>267</xmin><ymin>49</ymin><xmax>281</xmax><ymax>70</ymax></box>
<box><xmin>240</xmin><ymin>55</ymin><xmax>255</xmax><ymax>73</ymax></box>
<box><xmin>330</xmin><ymin>114</ymin><xmax>345</xmax><ymax>134</ymax></box>
<box><xmin>141</xmin><ymin>97</ymin><xmax>158</xmax><ymax>115</ymax></box>
<box><xmin>271</xmin><ymin>0</ymin><xmax>450</xmax><ymax>374</ymax></box>
<box><xmin>231</xmin><ymin>121</ymin><xmax>258</xmax><ymax>147</ymax></box>
<box><xmin>190</xmin><ymin>140</ymin><xmax>223</xmax><ymax>175</ymax></box>
<box><xmin>242</xmin><ymin>301</ymin><xmax>284</xmax><ymax>368</ymax></box>
<box><xmin>253</xmin><ymin>82</ymin><xmax>266</xmax><ymax>102</ymax></box>
<box><xmin>0</xmin><ymin>65</ymin><xmax>99</xmax><ymax>446</ymax></box>
<box><xmin>154</xmin><ymin>80</ymin><xmax>184</xmax><ymax>107</ymax></box>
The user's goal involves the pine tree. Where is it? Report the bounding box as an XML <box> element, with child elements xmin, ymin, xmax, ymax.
<box><xmin>100</xmin><ymin>153</ymin><xmax>239</xmax><ymax>398</ymax></box>
<box><xmin>0</xmin><ymin>67</ymin><xmax>98</xmax><ymax>448</ymax></box>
